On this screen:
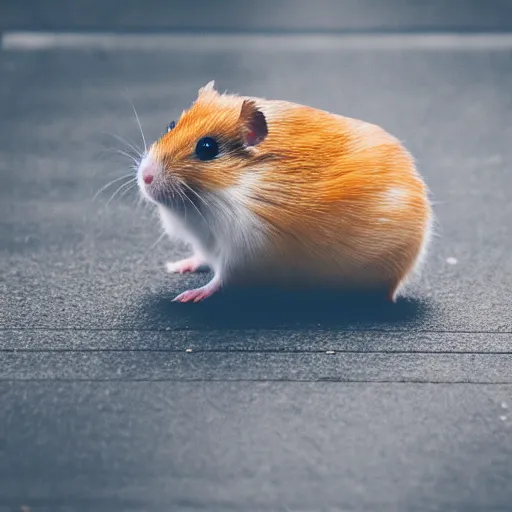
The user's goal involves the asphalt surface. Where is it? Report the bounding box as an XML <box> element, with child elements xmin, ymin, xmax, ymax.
<box><xmin>1</xmin><ymin>2</ymin><xmax>512</xmax><ymax>511</ymax></box>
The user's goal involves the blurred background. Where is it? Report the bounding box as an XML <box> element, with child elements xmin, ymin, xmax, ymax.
<box><xmin>2</xmin><ymin>0</ymin><xmax>512</xmax><ymax>33</ymax></box>
<box><xmin>2</xmin><ymin>1</ymin><xmax>512</xmax><ymax>511</ymax></box>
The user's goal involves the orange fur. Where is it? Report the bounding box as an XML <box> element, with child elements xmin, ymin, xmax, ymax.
<box><xmin>149</xmin><ymin>83</ymin><xmax>432</xmax><ymax>298</ymax></box>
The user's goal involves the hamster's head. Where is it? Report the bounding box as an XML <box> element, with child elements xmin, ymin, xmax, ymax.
<box><xmin>137</xmin><ymin>81</ymin><xmax>270</xmax><ymax>214</ymax></box>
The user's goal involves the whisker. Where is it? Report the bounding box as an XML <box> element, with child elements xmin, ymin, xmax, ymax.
<box><xmin>136</xmin><ymin>230</ymin><xmax>167</xmax><ymax>265</ymax></box>
<box><xmin>106</xmin><ymin>178</ymin><xmax>137</xmax><ymax>206</ymax></box>
<box><xmin>180</xmin><ymin>181</ymin><xmax>210</xmax><ymax>207</ymax></box>
<box><xmin>100</xmin><ymin>132</ymin><xmax>142</xmax><ymax>156</ymax></box>
<box><xmin>174</xmin><ymin>187</ymin><xmax>188</xmax><ymax>222</ymax></box>
<box><xmin>133</xmin><ymin>106</ymin><xmax>147</xmax><ymax>153</ymax></box>
<box><xmin>135</xmin><ymin>194</ymin><xmax>146</xmax><ymax>211</ymax></box>
<box><xmin>178</xmin><ymin>185</ymin><xmax>209</xmax><ymax>227</ymax></box>
<box><xmin>112</xmin><ymin>148</ymin><xmax>140</xmax><ymax>166</ymax></box>
<box><xmin>92</xmin><ymin>174</ymin><xmax>133</xmax><ymax>201</ymax></box>
<box><xmin>122</xmin><ymin>93</ymin><xmax>147</xmax><ymax>154</ymax></box>
<box><xmin>117</xmin><ymin>182</ymin><xmax>138</xmax><ymax>201</ymax></box>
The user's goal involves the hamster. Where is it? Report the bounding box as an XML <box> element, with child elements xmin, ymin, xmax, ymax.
<box><xmin>137</xmin><ymin>81</ymin><xmax>432</xmax><ymax>303</ymax></box>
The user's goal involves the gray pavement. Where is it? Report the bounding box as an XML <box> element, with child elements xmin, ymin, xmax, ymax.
<box><xmin>1</xmin><ymin>2</ymin><xmax>512</xmax><ymax>511</ymax></box>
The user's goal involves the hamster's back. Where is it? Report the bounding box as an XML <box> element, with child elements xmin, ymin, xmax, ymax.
<box><xmin>239</xmin><ymin>99</ymin><xmax>432</xmax><ymax>297</ymax></box>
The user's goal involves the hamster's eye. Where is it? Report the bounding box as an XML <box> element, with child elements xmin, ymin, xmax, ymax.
<box><xmin>195</xmin><ymin>137</ymin><xmax>219</xmax><ymax>161</ymax></box>
<box><xmin>166</xmin><ymin>121</ymin><xmax>176</xmax><ymax>133</ymax></box>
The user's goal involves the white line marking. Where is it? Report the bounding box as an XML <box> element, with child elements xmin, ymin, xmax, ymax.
<box><xmin>4</xmin><ymin>31</ymin><xmax>512</xmax><ymax>52</ymax></box>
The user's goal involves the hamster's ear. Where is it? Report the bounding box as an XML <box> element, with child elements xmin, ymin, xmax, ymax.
<box><xmin>239</xmin><ymin>100</ymin><xmax>268</xmax><ymax>146</ymax></box>
<box><xmin>198</xmin><ymin>80</ymin><xmax>217</xmax><ymax>96</ymax></box>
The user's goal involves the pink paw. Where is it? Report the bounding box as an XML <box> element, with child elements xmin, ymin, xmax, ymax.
<box><xmin>172</xmin><ymin>279</ymin><xmax>221</xmax><ymax>303</ymax></box>
<box><xmin>166</xmin><ymin>256</ymin><xmax>203</xmax><ymax>274</ymax></box>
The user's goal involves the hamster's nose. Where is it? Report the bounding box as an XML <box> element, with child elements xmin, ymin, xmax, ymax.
<box><xmin>139</xmin><ymin>155</ymin><xmax>158</xmax><ymax>185</ymax></box>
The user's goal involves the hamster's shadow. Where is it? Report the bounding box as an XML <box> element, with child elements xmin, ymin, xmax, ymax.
<box><xmin>142</xmin><ymin>285</ymin><xmax>429</xmax><ymax>329</ymax></box>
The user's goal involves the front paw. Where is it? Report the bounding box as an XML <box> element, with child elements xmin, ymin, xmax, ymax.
<box><xmin>166</xmin><ymin>256</ymin><xmax>204</xmax><ymax>274</ymax></box>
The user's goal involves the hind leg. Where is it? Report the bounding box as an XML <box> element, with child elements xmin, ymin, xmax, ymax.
<box><xmin>386</xmin><ymin>280</ymin><xmax>402</xmax><ymax>303</ymax></box>
<box><xmin>172</xmin><ymin>273</ymin><xmax>222</xmax><ymax>303</ymax></box>
<box><xmin>387</xmin><ymin>289</ymin><xmax>397</xmax><ymax>303</ymax></box>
